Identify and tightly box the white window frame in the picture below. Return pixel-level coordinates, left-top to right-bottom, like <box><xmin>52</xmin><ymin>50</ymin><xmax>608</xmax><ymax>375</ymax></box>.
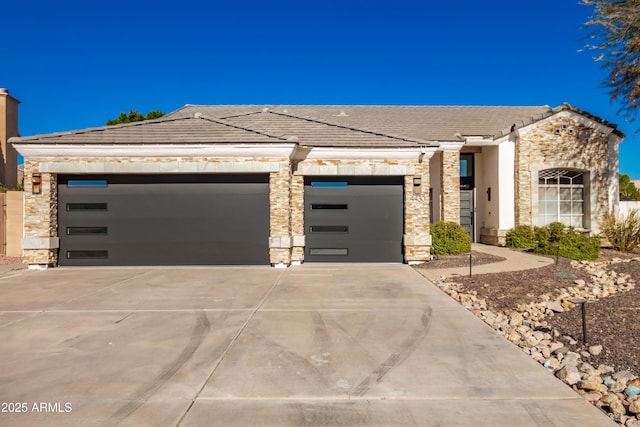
<box><xmin>538</xmin><ymin>170</ymin><xmax>585</xmax><ymax>228</ymax></box>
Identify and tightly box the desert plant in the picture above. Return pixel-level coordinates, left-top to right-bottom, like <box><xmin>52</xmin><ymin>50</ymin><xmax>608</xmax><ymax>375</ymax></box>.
<box><xmin>505</xmin><ymin>225</ymin><xmax>537</xmax><ymax>249</ymax></box>
<box><xmin>431</xmin><ymin>221</ymin><xmax>471</xmax><ymax>255</ymax></box>
<box><xmin>601</xmin><ymin>209</ymin><xmax>640</xmax><ymax>252</ymax></box>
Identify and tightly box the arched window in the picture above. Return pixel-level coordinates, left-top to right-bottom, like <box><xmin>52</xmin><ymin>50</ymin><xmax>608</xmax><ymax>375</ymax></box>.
<box><xmin>538</xmin><ymin>170</ymin><xmax>584</xmax><ymax>228</ymax></box>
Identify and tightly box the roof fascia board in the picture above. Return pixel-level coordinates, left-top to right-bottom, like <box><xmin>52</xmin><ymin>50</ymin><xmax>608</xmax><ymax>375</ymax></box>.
<box><xmin>13</xmin><ymin>143</ymin><xmax>297</xmax><ymax>159</ymax></box>
<box><xmin>438</xmin><ymin>141</ymin><xmax>465</xmax><ymax>152</ymax></box>
<box><xmin>302</xmin><ymin>146</ymin><xmax>437</xmax><ymax>161</ymax></box>
<box><xmin>463</xmin><ymin>136</ymin><xmax>496</xmax><ymax>146</ymax></box>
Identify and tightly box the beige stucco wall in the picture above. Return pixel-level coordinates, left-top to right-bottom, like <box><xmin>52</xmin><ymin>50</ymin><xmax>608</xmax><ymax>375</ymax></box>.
<box><xmin>6</xmin><ymin>191</ymin><xmax>24</xmax><ymax>257</ymax></box>
<box><xmin>515</xmin><ymin>115</ymin><xmax>617</xmax><ymax>235</ymax></box>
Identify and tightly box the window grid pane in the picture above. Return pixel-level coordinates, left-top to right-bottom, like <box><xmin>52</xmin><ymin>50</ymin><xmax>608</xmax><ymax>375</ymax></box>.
<box><xmin>538</xmin><ymin>170</ymin><xmax>585</xmax><ymax>228</ymax></box>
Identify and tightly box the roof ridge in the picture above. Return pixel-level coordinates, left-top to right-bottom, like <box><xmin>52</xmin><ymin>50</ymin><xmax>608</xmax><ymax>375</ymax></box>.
<box><xmin>267</xmin><ymin>110</ymin><xmax>435</xmax><ymax>145</ymax></box>
<box><xmin>197</xmin><ymin>114</ymin><xmax>289</xmax><ymax>141</ymax></box>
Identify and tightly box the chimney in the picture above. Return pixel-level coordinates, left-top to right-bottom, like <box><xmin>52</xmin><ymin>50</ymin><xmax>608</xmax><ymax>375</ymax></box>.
<box><xmin>0</xmin><ymin>88</ymin><xmax>20</xmax><ymax>188</ymax></box>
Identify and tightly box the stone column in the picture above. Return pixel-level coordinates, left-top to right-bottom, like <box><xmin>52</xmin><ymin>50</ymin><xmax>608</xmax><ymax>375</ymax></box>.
<box><xmin>404</xmin><ymin>160</ymin><xmax>432</xmax><ymax>263</ymax></box>
<box><xmin>268</xmin><ymin>161</ymin><xmax>292</xmax><ymax>267</ymax></box>
<box><xmin>290</xmin><ymin>174</ymin><xmax>305</xmax><ymax>264</ymax></box>
<box><xmin>440</xmin><ymin>149</ymin><xmax>461</xmax><ymax>223</ymax></box>
<box><xmin>22</xmin><ymin>161</ymin><xmax>59</xmax><ymax>267</ymax></box>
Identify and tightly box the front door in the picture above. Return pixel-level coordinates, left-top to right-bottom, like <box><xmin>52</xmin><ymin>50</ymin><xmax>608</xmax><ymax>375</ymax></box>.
<box><xmin>460</xmin><ymin>190</ymin><xmax>474</xmax><ymax>241</ymax></box>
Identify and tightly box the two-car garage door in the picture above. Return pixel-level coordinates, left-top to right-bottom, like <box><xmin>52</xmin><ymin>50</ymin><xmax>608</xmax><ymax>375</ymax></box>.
<box><xmin>58</xmin><ymin>174</ymin><xmax>270</xmax><ymax>266</ymax></box>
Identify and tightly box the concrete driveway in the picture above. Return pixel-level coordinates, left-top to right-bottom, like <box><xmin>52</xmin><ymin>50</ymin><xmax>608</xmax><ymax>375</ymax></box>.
<box><xmin>0</xmin><ymin>265</ymin><xmax>614</xmax><ymax>427</ymax></box>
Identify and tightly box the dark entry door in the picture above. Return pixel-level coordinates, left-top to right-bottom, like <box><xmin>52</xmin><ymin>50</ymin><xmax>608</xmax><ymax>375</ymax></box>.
<box><xmin>58</xmin><ymin>174</ymin><xmax>269</xmax><ymax>266</ymax></box>
<box><xmin>304</xmin><ymin>176</ymin><xmax>403</xmax><ymax>262</ymax></box>
<box><xmin>460</xmin><ymin>189</ymin><xmax>474</xmax><ymax>241</ymax></box>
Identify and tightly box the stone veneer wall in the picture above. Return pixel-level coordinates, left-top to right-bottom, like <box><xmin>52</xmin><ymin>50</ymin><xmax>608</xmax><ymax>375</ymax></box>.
<box><xmin>515</xmin><ymin>116</ymin><xmax>613</xmax><ymax>231</ymax></box>
<box><xmin>404</xmin><ymin>162</ymin><xmax>432</xmax><ymax>262</ymax></box>
<box><xmin>23</xmin><ymin>160</ymin><xmax>58</xmax><ymax>266</ymax></box>
<box><xmin>440</xmin><ymin>151</ymin><xmax>460</xmax><ymax>223</ymax></box>
<box><xmin>269</xmin><ymin>161</ymin><xmax>292</xmax><ymax>266</ymax></box>
<box><xmin>290</xmin><ymin>174</ymin><xmax>305</xmax><ymax>263</ymax></box>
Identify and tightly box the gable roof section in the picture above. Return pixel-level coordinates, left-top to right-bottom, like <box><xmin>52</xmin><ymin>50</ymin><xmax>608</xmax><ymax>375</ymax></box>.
<box><xmin>11</xmin><ymin>115</ymin><xmax>287</xmax><ymax>145</ymax></box>
<box><xmin>493</xmin><ymin>103</ymin><xmax>625</xmax><ymax>139</ymax></box>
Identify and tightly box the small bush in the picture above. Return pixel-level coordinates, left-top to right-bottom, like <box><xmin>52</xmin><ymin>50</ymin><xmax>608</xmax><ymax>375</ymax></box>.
<box><xmin>601</xmin><ymin>209</ymin><xmax>640</xmax><ymax>252</ymax></box>
<box><xmin>536</xmin><ymin>228</ymin><xmax>599</xmax><ymax>261</ymax></box>
<box><xmin>431</xmin><ymin>221</ymin><xmax>471</xmax><ymax>255</ymax></box>
<box><xmin>505</xmin><ymin>222</ymin><xmax>600</xmax><ymax>261</ymax></box>
<box><xmin>505</xmin><ymin>225</ymin><xmax>537</xmax><ymax>248</ymax></box>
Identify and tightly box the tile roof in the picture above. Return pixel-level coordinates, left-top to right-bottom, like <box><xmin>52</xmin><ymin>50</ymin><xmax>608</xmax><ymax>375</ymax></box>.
<box><xmin>167</xmin><ymin>104</ymin><xmax>555</xmax><ymax>141</ymax></box>
<box><xmin>11</xmin><ymin>115</ymin><xmax>288</xmax><ymax>145</ymax></box>
<box><xmin>219</xmin><ymin>110</ymin><xmax>431</xmax><ymax>147</ymax></box>
<box><xmin>11</xmin><ymin>103</ymin><xmax>623</xmax><ymax>146</ymax></box>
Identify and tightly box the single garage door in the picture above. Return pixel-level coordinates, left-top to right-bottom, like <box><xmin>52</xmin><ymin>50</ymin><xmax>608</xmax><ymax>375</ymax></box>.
<box><xmin>304</xmin><ymin>176</ymin><xmax>403</xmax><ymax>262</ymax></box>
<box><xmin>58</xmin><ymin>174</ymin><xmax>269</xmax><ymax>266</ymax></box>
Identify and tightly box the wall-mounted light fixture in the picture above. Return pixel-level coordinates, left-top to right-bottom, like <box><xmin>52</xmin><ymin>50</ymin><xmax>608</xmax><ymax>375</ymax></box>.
<box><xmin>32</xmin><ymin>173</ymin><xmax>42</xmax><ymax>195</ymax></box>
<box><xmin>487</xmin><ymin>187</ymin><xmax>491</xmax><ymax>201</ymax></box>
<box><xmin>413</xmin><ymin>176</ymin><xmax>422</xmax><ymax>195</ymax></box>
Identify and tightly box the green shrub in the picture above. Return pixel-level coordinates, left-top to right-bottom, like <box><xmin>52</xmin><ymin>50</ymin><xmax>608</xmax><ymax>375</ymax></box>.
<box><xmin>548</xmin><ymin>221</ymin><xmax>566</xmax><ymax>243</ymax></box>
<box><xmin>601</xmin><ymin>209</ymin><xmax>640</xmax><ymax>252</ymax></box>
<box><xmin>431</xmin><ymin>221</ymin><xmax>471</xmax><ymax>255</ymax></box>
<box><xmin>505</xmin><ymin>222</ymin><xmax>600</xmax><ymax>261</ymax></box>
<box><xmin>505</xmin><ymin>225</ymin><xmax>537</xmax><ymax>248</ymax></box>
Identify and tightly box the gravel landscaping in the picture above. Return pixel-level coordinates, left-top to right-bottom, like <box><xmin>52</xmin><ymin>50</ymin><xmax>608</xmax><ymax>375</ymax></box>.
<box><xmin>416</xmin><ymin>249</ymin><xmax>640</xmax><ymax>426</ymax></box>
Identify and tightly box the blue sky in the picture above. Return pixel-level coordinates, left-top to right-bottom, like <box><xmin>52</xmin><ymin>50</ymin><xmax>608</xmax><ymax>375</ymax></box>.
<box><xmin>3</xmin><ymin>0</ymin><xmax>639</xmax><ymax>178</ymax></box>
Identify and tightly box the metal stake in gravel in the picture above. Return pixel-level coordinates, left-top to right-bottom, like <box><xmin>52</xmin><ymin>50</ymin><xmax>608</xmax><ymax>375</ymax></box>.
<box><xmin>469</xmin><ymin>252</ymin><xmax>472</xmax><ymax>278</ymax></box>
<box><xmin>570</xmin><ymin>297</ymin><xmax>588</xmax><ymax>344</ymax></box>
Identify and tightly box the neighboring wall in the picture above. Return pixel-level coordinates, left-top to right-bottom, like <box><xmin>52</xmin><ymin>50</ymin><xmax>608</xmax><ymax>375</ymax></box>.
<box><xmin>6</xmin><ymin>191</ymin><xmax>23</xmax><ymax>257</ymax></box>
<box><xmin>619</xmin><ymin>201</ymin><xmax>640</xmax><ymax>217</ymax></box>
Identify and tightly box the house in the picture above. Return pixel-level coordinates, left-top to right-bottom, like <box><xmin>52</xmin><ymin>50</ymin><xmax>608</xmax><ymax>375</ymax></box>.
<box><xmin>10</xmin><ymin>103</ymin><xmax>624</xmax><ymax>268</ymax></box>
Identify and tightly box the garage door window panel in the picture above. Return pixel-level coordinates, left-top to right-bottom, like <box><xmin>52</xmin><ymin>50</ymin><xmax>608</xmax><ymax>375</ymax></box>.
<box><xmin>67</xmin><ymin>250</ymin><xmax>109</xmax><ymax>260</ymax></box>
<box><xmin>66</xmin><ymin>203</ymin><xmax>108</xmax><ymax>212</ymax></box>
<box><xmin>67</xmin><ymin>180</ymin><xmax>108</xmax><ymax>187</ymax></box>
<box><xmin>66</xmin><ymin>227</ymin><xmax>109</xmax><ymax>236</ymax></box>
<box><xmin>309</xmin><ymin>225</ymin><xmax>349</xmax><ymax>233</ymax></box>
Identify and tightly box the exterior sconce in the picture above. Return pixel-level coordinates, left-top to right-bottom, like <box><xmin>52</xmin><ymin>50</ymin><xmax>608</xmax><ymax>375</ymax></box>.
<box><xmin>487</xmin><ymin>187</ymin><xmax>491</xmax><ymax>201</ymax></box>
<box><xmin>32</xmin><ymin>173</ymin><xmax>42</xmax><ymax>195</ymax></box>
<box><xmin>413</xmin><ymin>176</ymin><xmax>422</xmax><ymax>195</ymax></box>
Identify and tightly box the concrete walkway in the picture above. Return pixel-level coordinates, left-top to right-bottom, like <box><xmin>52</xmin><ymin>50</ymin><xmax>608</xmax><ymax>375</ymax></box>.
<box><xmin>418</xmin><ymin>243</ymin><xmax>555</xmax><ymax>282</ymax></box>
